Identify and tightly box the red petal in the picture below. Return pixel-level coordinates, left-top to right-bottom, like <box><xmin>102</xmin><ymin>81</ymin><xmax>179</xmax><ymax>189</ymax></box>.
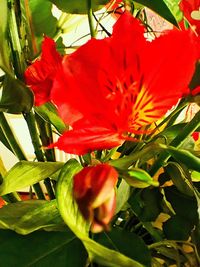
<box><xmin>130</xmin><ymin>29</ymin><xmax>198</xmax><ymax>128</ymax></box>
<box><xmin>179</xmin><ymin>0</ymin><xmax>200</xmax><ymax>35</ymax></box>
<box><xmin>24</xmin><ymin>37</ymin><xmax>62</xmax><ymax>106</ymax></box>
<box><xmin>50</xmin><ymin>127</ymin><xmax>123</xmax><ymax>155</ymax></box>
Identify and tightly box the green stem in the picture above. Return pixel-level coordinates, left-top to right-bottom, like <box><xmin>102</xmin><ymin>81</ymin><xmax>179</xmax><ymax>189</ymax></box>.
<box><xmin>87</xmin><ymin>0</ymin><xmax>96</xmax><ymax>38</ymax></box>
<box><xmin>35</xmin><ymin>113</ymin><xmax>56</xmax><ymax>199</ymax></box>
<box><xmin>149</xmin><ymin>110</ymin><xmax>200</xmax><ymax>176</ymax></box>
<box><xmin>8</xmin><ymin>0</ymin><xmax>25</xmax><ymax>79</ymax></box>
<box><xmin>23</xmin><ymin>111</ymin><xmax>46</xmax><ymax>199</ymax></box>
<box><xmin>23</xmin><ymin>111</ymin><xmax>56</xmax><ymax>199</ymax></box>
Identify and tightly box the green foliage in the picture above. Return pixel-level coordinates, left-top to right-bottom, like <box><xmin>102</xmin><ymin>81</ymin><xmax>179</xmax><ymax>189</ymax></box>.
<box><xmin>0</xmin><ymin>0</ymin><xmax>200</xmax><ymax>266</ymax></box>
<box><xmin>56</xmin><ymin>159</ymin><xmax>145</xmax><ymax>267</ymax></box>
<box><xmin>165</xmin><ymin>162</ymin><xmax>194</xmax><ymax>196</ymax></box>
<box><xmin>0</xmin><ymin>200</ymin><xmax>65</xmax><ymax>234</ymax></box>
<box><xmin>28</xmin><ymin>0</ymin><xmax>58</xmax><ymax>50</ymax></box>
<box><xmin>163</xmin><ymin>215</ymin><xmax>194</xmax><ymax>240</ymax></box>
<box><xmin>0</xmin><ymin>229</ymin><xmax>88</xmax><ymax>267</ymax></box>
<box><xmin>133</xmin><ymin>0</ymin><xmax>178</xmax><ymax>26</ymax></box>
<box><xmin>29</xmin><ymin>0</ymin><xmax>57</xmax><ymax>37</ymax></box>
<box><xmin>35</xmin><ymin>103</ymin><xmax>67</xmax><ymax>134</ymax></box>
<box><xmin>129</xmin><ymin>188</ymin><xmax>163</xmax><ymax>222</ymax></box>
<box><xmin>163</xmin><ymin>145</ymin><xmax>200</xmax><ymax>172</ymax></box>
<box><xmin>163</xmin><ymin>0</ymin><xmax>183</xmax><ymax>22</ymax></box>
<box><xmin>124</xmin><ymin>168</ymin><xmax>159</xmax><ymax>188</ymax></box>
<box><xmin>0</xmin><ymin>74</ymin><xmax>33</xmax><ymax>114</ymax></box>
<box><xmin>49</xmin><ymin>0</ymin><xmax>110</xmax><ymax>13</ymax></box>
<box><xmin>164</xmin><ymin>186</ymin><xmax>198</xmax><ymax>224</ymax></box>
<box><xmin>0</xmin><ymin>0</ymin><xmax>10</xmax><ymax>71</ymax></box>
<box><xmin>0</xmin><ymin>161</ymin><xmax>64</xmax><ymax>195</ymax></box>
<box><xmin>95</xmin><ymin>228</ymin><xmax>151</xmax><ymax>267</ymax></box>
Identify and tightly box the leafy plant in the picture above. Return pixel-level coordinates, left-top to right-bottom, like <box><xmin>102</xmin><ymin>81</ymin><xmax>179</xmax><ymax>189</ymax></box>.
<box><xmin>0</xmin><ymin>0</ymin><xmax>200</xmax><ymax>266</ymax></box>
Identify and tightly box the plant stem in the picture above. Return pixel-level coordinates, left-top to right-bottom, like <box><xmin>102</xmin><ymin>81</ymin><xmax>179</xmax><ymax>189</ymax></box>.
<box><xmin>87</xmin><ymin>0</ymin><xmax>96</xmax><ymax>38</ymax></box>
<box><xmin>23</xmin><ymin>110</ymin><xmax>55</xmax><ymax>199</ymax></box>
<box><xmin>35</xmin><ymin>113</ymin><xmax>56</xmax><ymax>199</ymax></box>
<box><xmin>8</xmin><ymin>0</ymin><xmax>25</xmax><ymax>79</ymax></box>
<box><xmin>149</xmin><ymin>110</ymin><xmax>200</xmax><ymax>176</ymax></box>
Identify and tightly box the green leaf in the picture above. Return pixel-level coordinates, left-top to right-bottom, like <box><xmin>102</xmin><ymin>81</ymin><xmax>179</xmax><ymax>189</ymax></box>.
<box><xmin>29</xmin><ymin>0</ymin><xmax>57</xmax><ymax>39</ymax></box>
<box><xmin>0</xmin><ymin>161</ymin><xmax>64</xmax><ymax>195</ymax></box>
<box><xmin>0</xmin><ymin>75</ymin><xmax>33</xmax><ymax>114</ymax></box>
<box><xmin>166</xmin><ymin>162</ymin><xmax>194</xmax><ymax>196</ymax></box>
<box><xmin>0</xmin><ymin>0</ymin><xmax>10</xmax><ymax>71</ymax></box>
<box><xmin>124</xmin><ymin>168</ymin><xmax>159</xmax><ymax>188</ymax></box>
<box><xmin>110</xmin><ymin>143</ymin><xmax>162</xmax><ymax>169</ymax></box>
<box><xmin>191</xmin><ymin>171</ymin><xmax>200</xmax><ymax>181</ymax></box>
<box><xmin>134</xmin><ymin>0</ymin><xmax>178</xmax><ymax>26</ymax></box>
<box><xmin>163</xmin><ymin>0</ymin><xmax>183</xmax><ymax>22</ymax></box>
<box><xmin>189</xmin><ymin>61</ymin><xmax>200</xmax><ymax>90</ymax></box>
<box><xmin>56</xmin><ymin>159</ymin><xmax>88</xmax><ymax>236</ymax></box>
<box><xmin>35</xmin><ymin>103</ymin><xmax>67</xmax><ymax>134</ymax></box>
<box><xmin>129</xmin><ymin>188</ymin><xmax>163</xmax><ymax>222</ymax></box>
<box><xmin>56</xmin><ymin>159</ymin><xmax>145</xmax><ymax>267</ymax></box>
<box><xmin>156</xmin><ymin>123</ymin><xmax>195</xmax><ymax>150</ymax></box>
<box><xmin>95</xmin><ymin>228</ymin><xmax>151</xmax><ymax>267</ymax></box>
<box><xmin>0</xmin><ymin>200</ymin><xmax>65</xmax><ymax>234</ymax></box>
<box><xmin>116</xmin><ymin>179</ymin><xmax>130</xmax><ymax>213</ymax></box>
<box><xmin>163</xmin><ymin>215</ymin><xmax>194</xmax><ymax>240</ymax></box>
<box><xmin>49</xmin><ymin>0</ymin><xmax>109</xmax><ymax>14</ymax></box>
<box><xmin>164</xmin><ymin>186</ymin><xmax>198</xmax><ymax>224</ymax></box>
<box><xmin>163</xmin><ymin>145</ymin><xmax>200</xmax><ymax>172</ymax></box>
<box><xmin>0</xmin><ymin>229</ymin><xmax>88</xmax><ymax>267</ymax></box>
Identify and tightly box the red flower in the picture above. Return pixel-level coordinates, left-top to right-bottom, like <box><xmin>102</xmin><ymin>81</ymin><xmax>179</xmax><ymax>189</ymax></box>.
<box><xmin>24</xmin><ymin>36</ymin><xmax>62</xmax><ymax>106</ymax></box>
<box><xmin>192</xmin><ymin>131</ymin><xmax>200</xmax><ymax>141</ymax></box>
<box><xmin>179</xmin><ymin>0</ymin><xmax>200</xmax><ymax>35</ymax></box>
<box><xmin>25</xmin><ymin>12</ymin><xmax>199</xmax><ymax>155</ymax></box>
<box><xmin>73</xmin><ymin>164</ymin><xmax>118</xmax><ymax>233</ymax></box>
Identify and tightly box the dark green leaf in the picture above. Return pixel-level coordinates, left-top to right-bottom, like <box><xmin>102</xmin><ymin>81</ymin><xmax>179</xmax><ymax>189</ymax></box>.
<box><xmin>49</xmin><ymin>0</ymin><xmax>109</xmax><ymax>14</ymax></box>
<box><xmin>0</xmin><ymin>200</ymin><xmax>65</xmax><ymax>234</ymax></box>
<box><xmin>133</xmin><ymin>0</ymin><xmax>178</xmax><ymax>26</ymax></box>
<box><xmin>35</xmin><ymin>102</ymin><xmax>67</xmax><ymax>134</ymax></box>
<box><xmin>0</xmin><ymin>75</ymin><xmax>33</xmax><ymax>114</ymax></box>
<box><xmin>166</xmin><ymin>162</ymin><xmax>194</xmax><ymax>196</ymax></box>
<box><xmin>163</xmin><ymin>215</ymin><xmax>193</xmax><ymax>240</ymax></box>
<box><xmin>95</xmin><ymin>228</ymin><xmax>151</xmax><ymax>267</ymax></box>
<box><xmin>0</xmin><ymin>229</ymin><xmax>87</xmax><ymax>267</ymax></box>
<box><xmin>129</xmin><ymin>188</ymin><xmax>163</xmax><ymax>222</ymax></box>
<box><xmin>0</xmin><ymin>161</ymin><xmax>64</xmax><ymax>195</ymax></box>
<box><xmin>164</xmin><ymin>186</ymin><xmax>198</xmax><ymax>224</ymax></box>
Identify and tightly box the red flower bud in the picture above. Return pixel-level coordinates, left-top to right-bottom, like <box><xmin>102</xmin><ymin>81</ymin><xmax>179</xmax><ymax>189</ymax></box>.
<box><xmin>73</xmin><ymin>164</ymin><xmax>118</xmax><ymax>233</ymax></box>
